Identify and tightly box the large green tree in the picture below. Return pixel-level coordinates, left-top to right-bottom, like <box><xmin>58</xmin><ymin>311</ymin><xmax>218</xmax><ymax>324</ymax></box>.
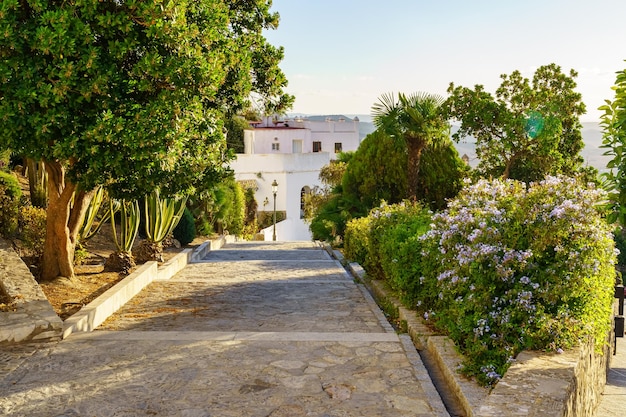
<box><xmin>372</xmin><ymin>92</ymin><xmax>450</xmax><ymax>199</ymax></box>
<box><xmin>309</xmin><ymin>128</ymin><xmax>467</xmax><ymax>241</ymax></box>
<box><xmin>444</xmin><ymin>64</ymin><xmax>588</xmax><ymax>181</ymax></box>
<box><xmin>600</xmin><ymin>62</ymin><xmax>626</xmax><ymax>227</ymax></box>
<box><xmin>0</xmin><ymin>0</ymin><xmax>291</xmax><ymax>280</ymax></box>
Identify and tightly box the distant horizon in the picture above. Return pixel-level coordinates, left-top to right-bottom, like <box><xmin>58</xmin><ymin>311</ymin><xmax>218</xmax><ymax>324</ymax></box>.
<box><xmin>282</xmin><ymin>113</ymin><xmax>610</xmax><ymax>171</ymax></box>
<box><xmin>284</xmin><ymin>113</ymin><xmax>604</xmax><ymax>126</ymax></box>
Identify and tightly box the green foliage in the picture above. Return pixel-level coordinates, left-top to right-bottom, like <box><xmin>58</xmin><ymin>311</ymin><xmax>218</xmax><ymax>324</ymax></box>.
<box><xmin>190</xmin><ymin>177</ymin><xmax>245</xmax><ymax>236</ymax></box>
<box><xmin>243</xmin><ymin>187</ymin><xmax>258</xmax><ymax>225</ymax></box>
<box><xmin>600</xmin><ymin>64</ymin><xmax>626</xmax><ymax>228</ymax></box>
<box><xmin>0</xmin><ymin>150</ymin><xmax>10</xmax><ymax>172</ymax></box>
<box><xmin>0</xmin><ymin>172</ymin><xmax>22</xmax><ymax>237</ymax></box>
<box><xmin>258</xmin><ymin>211</ymin><xmax>286</xmax><ymax>230</ymax></box>
<box><xmin>416</xmin><ymin>142</ymin><xmax>468</xmax><ymax>211</ymax></box>
<box><xmin>144</xmin><ymin>190</ymin><xmax>187</xmax><ymax>245</ymax></box>
<box><xmin>343</xmin><ymin>216</ymin><xmax>371</xmax><ymax>266</ymax></box>
<box><xmin>374</xmin><ymin>204</ymin><xmax>432</xmax><ymax>304</ymax></box>
<box><xmin>613</xmin><ymin>229</ymin><xmax>626</xmax><ymax>277</ymax></box>
<box><xmin>79</xmin><ymin>186</ymin><xmax>111</xmax><ymax>242</ymax></box>
<box><xmin>344</xmin><ymin>202</ymin><xmax>432</xmax><ymax>304</ymax></box>
<box><xmin>303</xmin><ymin>156</ymin><xmax>351</xmax><ymax>222</ymax></box>
<box><xmin>372</xmin><ymin>92</ymin><xmax>450</xmax><ymax>198</ymax></box>
<box><xmin>239</xmin><ymin>187</ymin><xmax>259</xmax><ymax>240</ymax></box>
<box><xmin>110</xmin><ymin>199</ymin><xmax>140</xmax><ymax>254</ymax></box>
<box><xmin>342</xmin><ymin>130</ymin><xmax>407</xmax><ymax>209</ymax></box>
<box><xmin>418</xmin><ymin>176</ymin><xmax>615</xmax><ymax>386</ymax></box>
<box><xmin>225</xmin><ymin>116</ymin><xmax>250</xmax><ymax>154</ymax></box>
<box><xmin>173</xmin><ymin>207</ymin><xmax>196</xmax><ymax>246</ymax></box>
<box><xmin>444</xmin><ymin>64</ymin><xmax>589</xmax><ymax>182</ymax></box>
<box><xmin>0</xmin><ymin>0</ymin><xmax>292</xmax><ymax>279</ymax></box>
<box><xmin>311</xmin><ymin>127</ymin><xmax>465</xmax><ymax>242</ymax></box>
<box><xmin>309</xmin><ymin>192</ymin><xmax>364</xmax><ymax>242</ymax></box>
<box><xmin>17</xmin><ymin>205</ymin><xmax>46</xmax><ymax>259</ymax></box>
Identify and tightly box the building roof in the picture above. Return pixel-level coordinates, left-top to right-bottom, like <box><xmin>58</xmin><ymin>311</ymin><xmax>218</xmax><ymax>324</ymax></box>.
<box><xmin>304</xmin><ymin>115</ymin><xmax>357</xmax><ymax>122</ymax></box>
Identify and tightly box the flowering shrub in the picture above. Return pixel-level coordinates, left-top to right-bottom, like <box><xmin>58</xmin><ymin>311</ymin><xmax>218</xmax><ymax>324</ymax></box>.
<box><xmin>420</xmin><ymin>176</ymin><xmax>616</xmax><ymax>386</ymax></box>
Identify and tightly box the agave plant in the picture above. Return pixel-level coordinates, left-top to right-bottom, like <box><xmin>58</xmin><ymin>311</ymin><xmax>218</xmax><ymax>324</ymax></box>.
<box><xmin>25</xmin><ymin>158</ymin><xmax>47</xmax><ymax>208</ymax></box>
<box><xmin>78</xmin><ymin>186</ymin><xmax>111</xmax><ymax>242</ymax></box>
<box><xmin>105</xmin><ymin>199</ymin><xmax>140</xmax><ymax>273</ymax></box>
<box><xmin>134</xmin><ymin>189</ymin><xmax>187</xmax><ymax>263</ymax></box>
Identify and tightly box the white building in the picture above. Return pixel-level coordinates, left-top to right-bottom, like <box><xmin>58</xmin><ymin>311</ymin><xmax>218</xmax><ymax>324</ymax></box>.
<box><xmin>230</xmin><ymin>115</ymin><xmax>360</xmax><ymax>241</ymax></box>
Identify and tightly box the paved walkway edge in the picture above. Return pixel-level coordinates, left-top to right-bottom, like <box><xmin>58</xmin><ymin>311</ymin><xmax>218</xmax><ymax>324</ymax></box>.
<box><xmin>321</xmin><ymin>243</ymin><xmax>489</xmax><ymax>417</ymax></box>
<box><xmin>62</xmin><ymin>237</ymin><xmax>229</xmax><ymax>339</ymax></box>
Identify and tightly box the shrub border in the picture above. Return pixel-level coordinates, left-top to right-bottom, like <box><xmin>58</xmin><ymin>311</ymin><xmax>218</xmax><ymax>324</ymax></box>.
<box><xmin>322</xmin><ymin>243</ymin><xmax>613</xmax><ymax>417</ymax></box>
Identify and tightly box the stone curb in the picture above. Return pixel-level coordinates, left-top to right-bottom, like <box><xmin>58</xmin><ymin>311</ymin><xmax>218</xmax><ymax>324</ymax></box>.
<box><xmin>323</xmin><ymin>243</ymin><xmax>612</xmax><ymax>417</ymax></box>
<box><xmin>62</xmin><ymin>238</ymin><xmax>225</xmax><ymax>339</ymax></box>
<box><xmin>1</xmin><ymin>239</ymin><xmax>63</xmax><ymax>344</ymax></box>
<box><xmin>319</xmin><ymin>243</ymin><xmax>473</xmax><ymax>415</ymax></box>
<box><xmin>321</xmin><ymin>244</ymin><xmax>488</xmax><ymax>414</ymax></box>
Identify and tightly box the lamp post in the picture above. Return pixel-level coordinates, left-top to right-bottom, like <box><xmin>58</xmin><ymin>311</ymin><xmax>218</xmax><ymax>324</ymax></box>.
<box><xmin>272</xmin><ymin>180</ymin><xmax>278</xmax><ymax>241</ymax></box>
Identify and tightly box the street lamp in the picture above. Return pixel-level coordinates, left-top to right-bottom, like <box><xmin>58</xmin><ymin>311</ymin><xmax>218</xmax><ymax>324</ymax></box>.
<box><xmin>272</xmin><ymin>180</ymin><xmax>278</xmax><ymax>241</ymax></box>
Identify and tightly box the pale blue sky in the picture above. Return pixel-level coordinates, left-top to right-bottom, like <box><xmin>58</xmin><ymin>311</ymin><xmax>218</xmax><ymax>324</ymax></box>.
<box><xmin>264</xmin><ymin>0</ymin><xmax>626</xmax><ymax>122</ymax></box>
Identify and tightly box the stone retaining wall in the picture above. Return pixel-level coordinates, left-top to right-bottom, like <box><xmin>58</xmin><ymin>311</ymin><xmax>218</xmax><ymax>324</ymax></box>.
<box><xmin>325</xmin><ymin>244</ymin><xmax>611</xmax><ymax>417</ymax></box>
<box><xmin>0</xmin><ymin>238</ymin><xmax>63</xmax><ymax>344</ymax></box>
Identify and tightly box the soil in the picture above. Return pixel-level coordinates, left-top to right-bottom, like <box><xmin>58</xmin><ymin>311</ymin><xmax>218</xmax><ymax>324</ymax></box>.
<box><xmin>0</xmin><ymin>287</ymin><xmax>16</xmax><ymax>312</ymax></box>
<box><xmin>25</xmin><ymin>230</ymin><xmax>209</xmax><ymax>320</ymax></box>
<box><xmin>4</xmin><ymin>168</ymin><xmax>211</xmax><ymax>320</ymax></box>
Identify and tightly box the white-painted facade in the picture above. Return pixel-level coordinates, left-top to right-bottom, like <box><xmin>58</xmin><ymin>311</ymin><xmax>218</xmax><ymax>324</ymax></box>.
<box><xmin>231</xmin><ymin>115</ymin><xmax>360</xmax><ymax>241</ymax></box>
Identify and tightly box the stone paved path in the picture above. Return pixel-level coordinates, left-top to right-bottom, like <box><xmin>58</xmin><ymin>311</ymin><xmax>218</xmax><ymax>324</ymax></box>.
<box><xmin>596</xmin><ymin>332</ymin><xmax>626</xmax><ymax>416</ymax></box>
<box><xmin>0</xmin><ymin>241</ymin><xmax>449</xmax><ymax>417</ymax></box>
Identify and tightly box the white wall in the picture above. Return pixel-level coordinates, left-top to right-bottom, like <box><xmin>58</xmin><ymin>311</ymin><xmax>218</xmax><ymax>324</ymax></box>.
<box><xmin>231</xmin><ymin>153</ymin><xmax>332</xmax><ymax>241</ymax></box>
<box><xmin>243</xmin><ymin>117</ymin><xmax>359</xmax><ymax>159</ymax></box>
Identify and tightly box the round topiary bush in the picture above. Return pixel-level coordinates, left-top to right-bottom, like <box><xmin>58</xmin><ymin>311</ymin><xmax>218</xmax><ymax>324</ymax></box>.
<box><xmin>173</xmin><ymin>207</ymin><xmax>196</xmax><ymax>246</ymax></box>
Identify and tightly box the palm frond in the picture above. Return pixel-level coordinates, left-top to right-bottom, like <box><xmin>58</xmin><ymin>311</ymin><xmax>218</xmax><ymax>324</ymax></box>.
<box><xmin>371</xmin><ymin>92</ymin><xmax>399</xmax><ymax>129</ymax></box>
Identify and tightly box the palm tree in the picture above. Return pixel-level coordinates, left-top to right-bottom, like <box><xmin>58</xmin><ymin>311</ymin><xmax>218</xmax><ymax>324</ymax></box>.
<box><xmin>372</xmin><ymin>92</ymin><xmax>449</xmax><ymax>199</ymax></box>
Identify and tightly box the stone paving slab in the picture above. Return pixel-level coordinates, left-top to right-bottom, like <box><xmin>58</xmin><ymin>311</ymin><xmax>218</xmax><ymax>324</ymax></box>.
<box><xmin>206</xmin><ymin>249</ymin><xmax>331</xmax><ymax>261</ymax></box>
<box><xmin>0</xmin><ymin>241</ymin><xmax>448</xmax><ymax>416</ymax></box>
<box><xmin>0</xmin><ymin>335</ymin><xmax>441</xmax><ymax>417</ymax></box>
<box><xmin>99</xmin><ymin>280</ymin><xmax>384</xmax><ymax>333</ymax></box>
<box><xmin>172</xmin><ymin>260</ymin><xmax>351</xmax><ymax>283</ymax></box>
<box><xmin>596</xmin><ymin>335</ymin><xmax>626</xmax><ymax>416</ymax></box>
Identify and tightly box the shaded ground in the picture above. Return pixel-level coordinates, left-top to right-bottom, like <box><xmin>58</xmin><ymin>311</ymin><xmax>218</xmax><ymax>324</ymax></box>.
<box><xmin>34</xmin><ymin>231</ymin><xmax>208</xmax><ymax>320</ymax></box>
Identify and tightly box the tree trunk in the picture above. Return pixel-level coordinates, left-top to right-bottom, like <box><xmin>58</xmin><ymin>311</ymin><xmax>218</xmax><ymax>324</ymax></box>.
<box><xmin>41</xmin><ymin>160</ymin><xmax>94</xmax><ymax>281</ymax></box>
<box><xmin>406</xmin><ymin>138</ymin><xmax>426</xmax><ymax>199</ymax></box>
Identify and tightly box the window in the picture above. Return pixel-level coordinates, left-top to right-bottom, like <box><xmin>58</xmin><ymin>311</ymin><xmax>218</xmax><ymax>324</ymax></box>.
<box><xmin>334</xmin><ymin>142</ymin><xmax>342</xmax><ymax>153</ymax></box>
<box><xmin>272</xmin><ymin>143</ymin><xmax>280</xmax><ymax>151</ymax></box>
<box><xmin>313</xmin><ymin>141</ymin><xmax>322</xmax><ymax>152</ymax></box>
<box><xmin>292</xmin><ymin>140</ymin><xmax>303</xmax><ymax>153</ymax></box>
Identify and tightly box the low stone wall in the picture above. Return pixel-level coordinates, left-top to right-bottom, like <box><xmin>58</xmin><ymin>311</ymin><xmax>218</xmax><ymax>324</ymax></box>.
<box><xmin>1</xmin><ymin>235</ymin><xmax>232</xmax><ymax>344</ymax></box>
<box><xmin>324</xmin><ymin>244</ymin><xmax>611</xmax><ymax>417</ymax></box>
<box><xmin>0</xmin><ymin>238</ymin><xmax>63</xmax><ymax>344</ymax></box>
<box><xmin>476</xmin><ymin>335</ymin><xmax>610</xmax><ymax>417</ymax></box>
